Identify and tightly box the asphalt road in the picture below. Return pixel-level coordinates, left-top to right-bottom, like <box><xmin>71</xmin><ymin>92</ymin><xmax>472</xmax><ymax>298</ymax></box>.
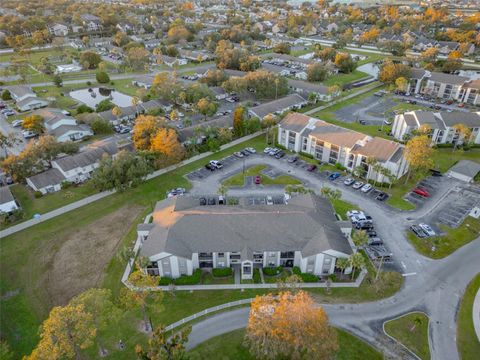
<box><xmin>185</xmin><ymin>155</ymin><xmax>480</xmax><ymax>359</ymax></box>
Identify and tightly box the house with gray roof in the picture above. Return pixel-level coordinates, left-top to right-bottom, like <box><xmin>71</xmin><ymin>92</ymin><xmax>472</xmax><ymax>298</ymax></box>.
<box><xmin>248</xmin><ymin>93</ymin><xmax>307</xmax><ymax>119</ymax></box>
<box><xmin>392</xmin><ymin>110</ymin><xmax>480</xmax><ymax>145</ymax></box>
<box><xmin>139</xmin><ymin>194</ymin><xmax>353</xmax><ymax>280</ymax></box>
<box><xmin>287</xmin><ymin>79</ymin><xmax>337</xmax><ymax>101</ymax></box>
<box><xmin>422</xmin><ymin>71</ymin><xmax>470</xmax><ymax>101</ymax></box>
<box><xmin>0</xmin><ymin>186</ymin><xmax>19</xmax><ymax>213</ymax></box>
<box><xmin>33</xmin><ymin>108</ymin><xmax>93</xmax><ymax>142</ymax></box>
<box><xmin>26</xmin><ymin>168</ymin><xmax>65</xmax><ymax>195</ymax></box>
<box><xmin>447</xmin><ymin>160</ymin><xmax>480</xmax><ymax>183</ymax></box>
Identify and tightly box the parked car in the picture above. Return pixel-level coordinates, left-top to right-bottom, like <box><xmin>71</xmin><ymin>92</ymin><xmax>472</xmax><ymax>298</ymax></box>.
<box><xmin>205</xmin><ymin>163</ymin><xmax>215</xmax><ymax>171</ymax></box>
<box><xmin>287</xmin><ymin>156</ymin><xmax>298</xmax><ymax>163</ymax></box>
<box><xmin>245</xmin><ymin>147</ymin><xmax>256</xmax><ymax>154</ymax></box>
<box><xmin>347</xmin><ymin>210</ymin><xmax>364</xmax><ymax>218</ymax></box>
<box><xmin>118</xmin><ymin>126</ymin><xmax>131</xmax><ymax>134</ymax></box>
<box><xmin>419</xmin><ymin>223</ymin><xmax>436</xmax><ymax>237</ymax></box>
<box><xmin>329</xmin><ymin>172</ymin><xmax>341</xmax><ymax>181</ymax></box>
<box><xmin>268</xmin><ymin>148</ymin><xmax>280</xmax><ymax>156</ymax></box>
<box><xmin>352</xmin><ymin>181</ymin><xmax>364</xmax><ymax>189</ymax></box>
<box><xmin>275</xmin><ymin>151</ymin><xmax>285</xmax><ymax>159</ymax></box>
<box><xmin>22</xmin><ymin>130</ymin><xmax>37</xmax><ymax>139</ymax></box>
<box><xmin>207</xmin><ymin>198</ymin><xmax>216</xmax><ymax>205</ymax></box>
<box><xmin>410</xmin><ymin>225</ymin><xmax>427</xmax><ymax>238</ymax></box>
<box><xmin>3</xmin><ymin>110</ymin><xmax>15</xmax><ymax>116</ymax></box>
<box><xmin>12</xmin><ymin>119</ymin><xmax>23</xmax><ymax>127</ymax></box>
<box><xmin>458</xmin><ymin>103</ymin><xmax>465</xmax><ymax>108</ymax></box>
<box><xmin>209</xmin><ymin>160</ymin><xmax>223</xmax><ymax>169</ymax></box>
<box><xmin>199</xmin><ymin>197</ymin><xmax>207</xmax><ymax>206</ymax></box>
<box><xmin>429</xmin><ymin>169</ymin><xmax>442</xmax><ymax>177</ymax></box>
<box><xmin>264</xmin><ymin>147</ymin><xmax>272</xmax><ymax>154</ymax></box>
<box><xmin>254</xmin><ymin>175</ymin><xmax>261</xmax><ymax>184</ymax></box>
<box><xmin>368</xmin><ymin>237</ymin><xmax>384</xmax><ymax>246</ymax></box>
<box><xmin>307</xmin><ymin>164</ymin><xmax>317</xmax><ymax>172</ymax></box>
<box><xmin>361</xmin><ymin>184</ymin><xmax>373</xmax><ymax>193</ymax></box>
<box><xmin>376</xmin><ymin>192</ymin><xmax>388</xmax><ymax>201</ymax></box>
<box><xmin>233</xmin><ymin>151</ymin><xmax>244</xmax><ymax>158</ymax></box>
<box><xmin>240</xmin><ymin>149</ymin><xmax>250</xmax><ymax>157</ymax></box>
<box><xmin>343</xmin><ymin>178</ymin><xmax>354</xmax><ymax>186</ymax></box>
<box><xmin>413</xmin><ymin>187</ymin><xmax>430</xmax><ymax>197</ymax></box>
<box><xmin>266</xmin><ymin>196</ymin><xmax>274</xmax><ymax>205</ymax></box>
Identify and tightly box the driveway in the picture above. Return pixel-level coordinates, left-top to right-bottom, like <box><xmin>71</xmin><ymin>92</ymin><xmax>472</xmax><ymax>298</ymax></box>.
<box><xmin>184</xmin><ymin>153</ymin><xmax>480</xmax><ymax>359</ymax></box>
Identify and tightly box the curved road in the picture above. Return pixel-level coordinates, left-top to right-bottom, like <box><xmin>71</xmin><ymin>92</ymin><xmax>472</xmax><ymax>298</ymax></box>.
<box><xmin>185</xmin><ymin>155</ymin><xmax>480</xmax><ymax>359</ymax></box>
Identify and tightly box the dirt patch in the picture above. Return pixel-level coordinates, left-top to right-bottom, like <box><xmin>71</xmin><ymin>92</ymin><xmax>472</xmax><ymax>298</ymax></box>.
<box><xmin>45</xmin><ymin>204</ymin><xmax>143</xmax><ymax>306</ymax></box>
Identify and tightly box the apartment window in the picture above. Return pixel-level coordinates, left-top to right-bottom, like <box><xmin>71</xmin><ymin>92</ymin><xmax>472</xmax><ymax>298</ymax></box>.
<box><xmin>329</xmin><ymin>144</ymin><xmax>339</xmax><ymax>164</ymax></box>
<box><xmin>280</xmin><ymin>251</ymin><xmax>295</xmax><ymax>259</ymax></box>
<box><xmin>315</xmin><ymin>140</ymin><xmax>324</xmax><ymax>160</ymax></box>
<box><xmin>217</xmin><ymin>252</ymin><xmax>224</xmax><ymax>258</ymax></box>
<box><xmin>269</xmin><ymin>252</ymin><xmax>276</xmax><ymax>257</ymax></box>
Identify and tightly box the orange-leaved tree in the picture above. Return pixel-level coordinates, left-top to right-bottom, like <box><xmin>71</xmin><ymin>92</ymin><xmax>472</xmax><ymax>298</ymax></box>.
<box><xmin>244</xmin><ymin>291</ymin><xmax>338</xmax><ymax>360</ymax></box>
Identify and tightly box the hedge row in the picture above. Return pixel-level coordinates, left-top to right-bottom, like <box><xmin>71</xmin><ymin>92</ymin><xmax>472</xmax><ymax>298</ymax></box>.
<box><xmin>253</xmin><ymin>268</ymin><xmax>261</xmax><ymax>283</ymax></box>
<box><xmin>263</xmin><ymin>266</ymin><xmax>283</xmax><ymax>276</ymax></box>
<box><xmin>158</xmin><ymin>268</ymin><xmax>202</xmax><ymax>286</ymax></box>
<box><xmin>212</xmin><ymin>267</ymin><xmax>233</xmax><ymax>277</ymax></box>
<box><xmin>292</xmin><ymin>266</ymin><xmax>318</xmax><ymax>283</ymax></box>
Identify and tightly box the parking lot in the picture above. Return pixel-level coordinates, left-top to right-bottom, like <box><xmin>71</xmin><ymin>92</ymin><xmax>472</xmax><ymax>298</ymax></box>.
<box><xmin>333</xmin><ymin>94</ymin><xmax>397</xmax><ymax>125</ymax></box>
<box><xmin>403</xmin><ymin>176</ymin><xmax>445</xmax><ymax>208</ymax></box>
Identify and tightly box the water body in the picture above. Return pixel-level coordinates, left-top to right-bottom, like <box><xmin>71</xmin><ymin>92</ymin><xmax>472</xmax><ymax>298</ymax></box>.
<box><xmin>69</xmin><ymin>87</ymin><xmax>133</xmax><ymax>108</ymax></box>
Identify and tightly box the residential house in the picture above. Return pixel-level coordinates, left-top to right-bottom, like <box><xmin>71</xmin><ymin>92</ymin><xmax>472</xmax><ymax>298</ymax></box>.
<box><xmin>157</xmin><ymin>55</ymin><xmax>188</xmax><ymax>67</ymax></box>
<box><xmin>392</xmin><ymin>110</ymin><xmax>480</xmax><ymax>144</ymax></box>
<box><xmin>139</xmin><ymin>194</ymin><xmax>353</xmax><ymax>280</ymax></box>
<box><xmin>210</xmin><ymin>86</ymin><xmax>228</xmax><ymax>100</ymax></box>
<box><xmin>278</xmin><ymin>113</ymin><xmax>409</xmax><ymax>183</ymax></box>
<box><xmin>48</xmin><ymin>23</ymin><xmax>69</xmax><ymax>37</ymax></box>
<box><xmin>5</xmin><ymin>85</ymin><xmax>49</xmax><ymax>112</ymax></box>
<box><xmin>248</xmin><ymin>94</ymin><xmax>308</xmax><ymax>120</ymax></box>
<box><xmin>287</xmin><ymin>79</ymin><xmax>338</xmax><ymax>102</ymax></box>
<box><xmin>33</xmin><ymin>108</ymin><xmax>93</xmax><ymax>142</ymax></box>
<box><xmin>0</xmin><ymin>187</ymin><xmax>19</xmax><ymax>214</ymax></box>
<box><xmin>99</xmin><ymin>106</ymin><xmax>137</xmax><ymax>124</ymax></box>
<box><xmin>26</xmin><ymin>168</ymin><xmax>65</xmax><ymax>195</ymax></box>
<box><xmin>116</xmin><ymin>22</ymin><xmax>135</xmax><ymax>33</ymax></box>
<box><xmin>422</xmin><ymin>71</ymin><xmax>470</xmax><ymax>100</ymax></box>
<box><xmin>139</xmin><ymin>99</ymin><xmax>173</xmax><ymax>114</ymax></box>
<box><xmin>132</xmin><ymin>75</ymin><xmax>154</xmax><ymax>89</ymax></box>
<box><xmin>81</xmin><ymin>14</ymin><xmax>103</xmax><ymax>32</ymax></box>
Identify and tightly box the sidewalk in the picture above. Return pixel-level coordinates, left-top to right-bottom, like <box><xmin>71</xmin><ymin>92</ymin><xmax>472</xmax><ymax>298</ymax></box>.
<box><xmin>0</xmin><ymin>131</ymin><xmax>264</xmax><ymax>239</ymax></box>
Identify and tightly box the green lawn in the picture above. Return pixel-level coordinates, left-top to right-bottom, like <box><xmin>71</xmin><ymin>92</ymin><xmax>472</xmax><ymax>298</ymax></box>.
<box><xmin>407</xmin><ymin>216</ymin><xmax>480</xmax><ymax>259</ymax></box>
<box><xmin>330</xmin><ymin>198</ymin><xmax>360</xmax><ymax>220</ymax></box>
<box><xmin>384</xmin><ymin>312</ymin><xmax>430</xmax><ymax>360</ymax></box>
<box><xmin>201</xmin><ymin>272</ymin><xmax>235</xmax><ymax>285</ymax></box>
<box><xmin>189</xmin><ymin>328</ymin><xmax>383</xmax><ymax>360</ymax></box>
<box><xmin>8</xmin><ymin>183</ymin><xmax>97</xmax><ymax>225</ymax></box>
<box><xmin>222</xmin><ymin>164</ymin><xmax>301</xmax><ymax>187</ymax></box>
<box><xmin>110</xmin><ymin>78</ymin><xmax>138</xmax><ymax>96</ymax></box>
<box><xmin>457</xmin><ymin>274</ymin><xmax>480</xmax><ymax>360</ymax></box>
<box><xmin>323</xmin><ymin>70</ymin><xmax>370</xmax><ymax>87</ymax></box>
<box><xmin>32</xmin><ymin>83</ymin><xmax>93</xmax><ymax>111</ymax></box>
<box><xmin>263</xmin><ymin>269</ymin><xmax>292</xmax><ymax>284</ymax></box>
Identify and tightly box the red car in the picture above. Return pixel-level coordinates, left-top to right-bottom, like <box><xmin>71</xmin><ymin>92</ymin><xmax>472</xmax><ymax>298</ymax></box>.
<box><xmin>413</xmin><ymin>187</ymin><xmax>430</xmax><ymax>197</ymax></box>
<box><xmin>254</xmin><ymin>176</ymin><xmax>261</xmax><ymax>184</ymax></box>
<box><xmin>307</xmin><ymin>164</ymin><xmax>317</xmax><ymax>172</ymax></box>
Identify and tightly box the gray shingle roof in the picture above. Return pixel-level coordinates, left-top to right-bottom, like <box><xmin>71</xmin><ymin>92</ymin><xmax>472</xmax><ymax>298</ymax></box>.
<box><xmin>249</xmin><ymin>94</ymin><xmax>307</xmax><ymax>119</ymax></box>
<box><xmin>140</xmin><ymin>194</ymin><xmax>352</xmax><ymax>259</ymax></box>
<box><xmin>428</xmin><ymin>72</ymin><xmax>469</xmax><ymax>86</ymax></box>
<box><xmin>439</xmin><ymin>112</ymin><xmax>480</xmax><ymax>128</ymax></box>
<box><xmin>448</xmin><ymin>160</ymin><xmax>480</xmax><ymax>179</ymax></box>
<box><xmin>53</xmin><ymin>143</ymin><xmax>117</xmax><ymax>172</ymax></box>
<box><xmin>27</xmin><ymin>168</ymin><xmax>65</xmax><ymax>189</ymax></box>
<box><xmin>0</xmin><ymin>186</ymin><xmax>15</xmax><ymax>205</ymax></box>
<box><xmin>288</xmin><ymin>79</ymin><xmax>329</xmax><ymax>95</ymax></box>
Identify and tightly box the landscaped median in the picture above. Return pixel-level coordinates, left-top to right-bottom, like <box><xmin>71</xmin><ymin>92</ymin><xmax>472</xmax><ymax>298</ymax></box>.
<box><xmin>457</xmin><ymin>274</ymin><xmax>480</xmax><ymax>359</ymax></box>
<box><xmin>383</xmin><ymin>312</ymin><xmax>431</xmax><ymax>360</ymax></box>
<box><xmin>221</xmin><ymin>164</ymin><xmax>301</xmax><ymax>187</ymax></box>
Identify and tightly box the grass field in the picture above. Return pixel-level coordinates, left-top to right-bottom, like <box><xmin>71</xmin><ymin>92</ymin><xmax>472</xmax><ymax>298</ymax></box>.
<box><xmin>323</xmin><ymin>69</ymin><xmax>370</xmax><ymax>87</ymax></box>
<box><xmin>222</xmin><ymin>164</ymin><xmax>301</xmax><ymax>187</ymax></box>
<box><xmin>110</xmin><ymin>78</ymin><xmax>138</xmax><ymax>96</ymax></box>
<box><xmin>189</xmin><ymin>328</ymin><xmax>383</xmax><ymax>360</ymax></box>
<box><xmin>457</xmin><ymin>274</ymin><xmax>480</xmax><ymax>360</ymax></box>
<box><xmin>384</xmin><ymin>312</ymin><xmax>430</xmax><ymax>360</ymax></box>
<box><xmin>331</xmin><ymin>198</ymin><xmax>360</xmax><ymax>220</ymax></box>
<box><xmin>407</xmin><ymin>217</ymin><xmax>480</xmax><ymax>259</ymax></box>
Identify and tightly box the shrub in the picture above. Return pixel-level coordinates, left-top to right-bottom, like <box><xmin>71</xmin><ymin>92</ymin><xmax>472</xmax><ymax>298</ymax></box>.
<box><xmin>174</xmin><ymin>269</ymin><xmax>202</xmax><ymax>285</ymax></box>
<box><xmin>293</xmin><ymin>266</ymin><xmax>318</xmax><ymax>282</ymax></box>
<box><xmin>34</xmin><ymin>191</ymin><xmax>43</xmax><ymax>198</ymax></box>
<box><xmin>86</xmin><ymin>81</ymin><xmax>92</xmax><ymax>86</ymax></box>
<box><xmin>96</xmin><ymin>71</ymin><xmax>110</xmax><ymax>84</ymax></box>
<box><xmin>76</xmin><ymin>104</ymin><xmax>94</xmax><ymax>114</ymax></box>
<box><xmin>275</xmin><ymin>143</ymin><xmax>287</xmax><ymax>151</ymax></box>
<box><xmin>299</xmin><ymin>151</ymin><xmax>314</xmax><ymax>159</ymax></box>
<box><xmin>263</xmin><ymin>266</ymin><xmax>283</xmax><ymax>276</ymax></box>
<box><xmin>335</xmin><ymin>162</ymin><xmax>347</xmax><ymax>171</ymax></box>
<box><xmin>91</xmin><ymin>118</ymin><xmax>113</xmax><ymax>134</ymax></box>
<box><xmin>212</xmin><ymin>267</ymin><xmax>233</xmax><ymax>277</ymax></box>
<box><xmin>253</xmin><ymin>268</ymin><xmax>261</xmax><ymax>283</ymax></box>
<box><xmin>159</xmin><ymin>277</ymin><xmax>173</xmax><ymax>285</ymax></box>
<box><xmin>328</xmin><ymin>274</ymin><xmax>337</xmax><ymax>282</ymax></box>
<box><xmin>1</xmin><ymin>90</ymin><xmax>11</xmax><ymax>101</ymax></box>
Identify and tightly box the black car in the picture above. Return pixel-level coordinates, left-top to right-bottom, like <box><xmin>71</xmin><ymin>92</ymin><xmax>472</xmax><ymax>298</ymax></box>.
<box><xmin>205</xmin><ymin>164</ymin><xmax>215</xmax><ymax>171</ymax></box>
<box><xmin>207</xmin><ymin>198</ymin><xmax>216</xmax><ymax>205</ymax></box>
<box><xmin>356</xmin><ymin>222</ymin><xmax>374</xmax><ymax>230</ymax></box>
<box><xmin>366</xmin><ymin>229</ymin><xmax>378</xmax><ymax>237</ymax></box>
<box><xmin>368</xmin><ymin>237</ymin><xmax>384</xmax><ymax>246</ymax></box>
<box><xmin>199</xmin><ymin>197</ymin><xmax>207</xmax><ymax>206</ymax></box>
<box><xmin>429</xmin><ymin>169</ymin><xmax>442</xmax><ymax>177</ymax></box>
<box><xmin>241</xmin><ymin>150</ymin><xmax>250</xmax><ymax>156</ymax></box>
<box><xmin>376</xmin><ymin>192</ymin><xmax>388</xmax><ymax>201</ymax></box>
<box><xmin>275</xmin><ymin>151</ymin><xmax>285</xmax><ymax>159</ymax></box>
<box><xmin>410</xmin><ymin>225</ymin><xmax>427</xmax><ymax>238</ymax></box>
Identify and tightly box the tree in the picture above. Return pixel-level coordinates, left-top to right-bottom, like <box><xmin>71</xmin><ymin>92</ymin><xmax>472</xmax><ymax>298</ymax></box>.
<box><xmin>217</xmin><ymin>184</ymin><xmax>228</xmax><ymax>197</ymax></box>
<box><xmin>150</xmin><ymin>128</ymin><xmax>185</xmax><ymax>160</ymax></box>
<box><xmin>273</xmin><ymin>42</ymin><xmax>291</xmax><ymax>54</ymax></box>
<box><xmin>96</xmin><ymin>99</ymin><xmax>114</xmax><ymax>112</ymax></box>
<box><xmin>448</xmin><ymin>50</ymin><xmax>462</xmax><ymax>60</ymax></box>
<box><xmin>135</xmin><ymin>325</ymin><xmax>191</xmax><ymax>360</ymax></box>
<box><xmin>96</xmin><ymin>71</ymin><xmax>110</xmax><ymax>83</ymax></box>
<box><xmin>315</xmin><ymin>47</ymin><xmax>336</xmax><ymax>62</ymax></box>
<box><xmin>91</xmin><ymin>118</ymin><xmax>113</xmax><ymax>134</ymax></box>
<box><xmin>335</xmin><ymin>257</ymin><xmax>349</xmax><ymax>274</ymax></box>
<box><xmin>307</xmin><ymin>62</ymin><xmax>328</xmax><ymax>82</ymax></box>
<box><xmin>132</xmin><ymin>115</ymin><xmax>166</xmax><ymax>150</ymax></box>
<box><xmin>379</xmin><ymin>60</ymin><xmax>411</xmax><ymax>84</ymax></box>
<box><xmin>112</xmin><ymin>106</ymin><xmax>122</xmax><ymax>123</ymax></box>
<box><xmin>0</xmin><ymin>341</ymin><xmax>14</xmax><ymax>360</ymax></box>
<box><xmin>442</xmin><ymin>59</ymin><xmax>462</xmax><ymax>73</ymax></box>
<box><xmin>421</xmin><ymin>47</ymin><xmax>438</xmax><ymax>62</ymax></box>
<box><xmin>0</xmin><ymin>133</ymin><xmax>20</xmax><ymax>157</ymax></box>
<box><xmin>334</xmin><ymin>53</ymin><xmax>356</xmax><ymax>73</ymax></box>
<box><xmin>91</xmin><ymin>151</ymin><xmax>151</xmax><ymax>191</ymax></box>
<box><xmin>245</xmin><ymin>291</ymin><xmax>338</xmax><ymax>360</ymax></box>
<box><xmin>71</xmin><ymin>289</ymin><xmax>121</xmax><ymax>356</ymax></box>
<box><xmin>217</xmin><ymin>127</ymin><xmax>233</xmax><ymax>143</ymax></box>
<box><xmin>452</xmin><ymin>123</ymin><xmax>471</xmax><ymax>150</ymax></box>
<box><xmin>1</xmin><ymin>90</ymin><xmax>12</xmax><ymax>101</ymax></box>
<box><xmin>22</xmin><ymin>114</ymin><xmax>44</xmax><ymax>133</ymax></box>
<box><xmin>120</xmin><ymin>270</ymin><xmax>163</xmax><ymax>333</ymax></box>
<box><xmin>352</xmin><ymin>230</ymin><xmax>369</xmax><ymax>248</ymax></box>
<box><xmin>395</xmin><ymin>77</ymin><xmax>408</xmax><ymax>93</ymax></box>
<box><xmin>196</xmin><ymin>97</ymin><xmax>218</xmax><ymax>120</ymax></box>
<box><xmin>233</xmin><ymin>106</ymin><xmax>245</xmax><ymax>137</ymax></box>
<box><xmin>52</xmin><ymin>74</ymin><xmax>63</xmax><ymax>87</ymax></box>
<box><xmin>25</xmin><ymin>304</ymin><xmax>96</xmax><ymax>360</ymax></box>
<box><xmin>348</xmin><ymin>252</ymin><xmax>365</xmax><ymax>280</ymax></box>
<box><xmin>404</xmin><ymin>135</ymin><xmax>435</xmax><ymax>182</ymax></box>
<box><xmin>125</xmin><ymin>46</ymin><xmax>150</xmax><ymax>71</ymax></box>
<box><xmin>79</xmin><ymin>51</ymin><xmax>101</xmax><ymax>69</ymax></box>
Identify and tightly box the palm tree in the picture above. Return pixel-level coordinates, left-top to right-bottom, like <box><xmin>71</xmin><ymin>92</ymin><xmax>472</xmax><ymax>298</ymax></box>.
<box><xmin>335</xmin><ymin>257</ymin><xmax>349</xmax><ymax>275</ymax></box>
<box><xmin>348</xmin><ymin>252</ymin><xmax>365</xmax><ymax>280</ymax></box>
<box><xmin>320</xmin><ymin>186</ymin><xmax>332</xmax><ymax>198</ymax></box>
<box><xmin>352</xmin><ymin>230</ymin><xmax>369</xmax><ymax>248</ymax></box>
<box><xmin>366</xmin><ymin>157</ymin><xmax>378</xmax><ymax>185</ymax></box>
<box><xmin>217</xmin><ymin>184</ymin><xmax>228</xmax><ymax>197</ymax></box>
<box><xmin>373</xmin><ymin>163</ymin><xmax>383</xmax><ymax>186</ymax></box>
<box><xmin>354</xmin><ymin>165</ymin><xmax>367</xmax><ymax>179</ymax></box>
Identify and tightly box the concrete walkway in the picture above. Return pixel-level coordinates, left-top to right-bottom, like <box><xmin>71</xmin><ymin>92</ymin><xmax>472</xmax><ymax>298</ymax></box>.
<box><xmin>0</xmin><ymin>131</ymin><xmax>264</xmax><ymax>239</ymax></box>
<box><xmin>473</xmin><ymin>287</ymin><xmax>480</xmax><ymax>342</ymax></box>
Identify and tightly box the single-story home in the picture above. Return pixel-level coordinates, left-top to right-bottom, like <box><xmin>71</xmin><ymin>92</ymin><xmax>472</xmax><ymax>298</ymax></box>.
<box><xmin>447</xmin><ymin>160</ymin><xmax>480</xmax><ymax>183</ymax></box>
<box><xmin>248</xmin><ymin>94</ymin><xmax>308</xmax><ymax>120</ymax></box>
<box><xmin>0</xmin><ymin>186</ymin><xmax>19</xmax><ymax>213</ymax></box>
<box><xmin>26</xmin><ymin>168</ymin><xmax>65</xmax><ymax>195</ymax></box>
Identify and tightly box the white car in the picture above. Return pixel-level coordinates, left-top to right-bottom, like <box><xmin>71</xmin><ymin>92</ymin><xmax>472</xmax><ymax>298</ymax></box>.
<box><xmin>361</xmin><ymin>184</ymin><xmax>373</xmax><ymax>193</ymax></box>
<box><xmin>209</xmin><ymin>160</ymin><xmax>223</xmax><ymax>169</ymax></box>
<box><xmin>346</xmin><ymin>210</ymin><xmax>364</xmax><ymax>218</ymax></box>
<box><xmin>419</xmin><ymin>223</ymin><xmax>436</xmax><ymax>237</ymax></box>
<box><xmin>22</xmin><ymin>130</ymin><xmax>37</xmax><ymax>139</ymax></box>
<box><xmin>266</xmin><ymin>196</ymin><xmax>274</xmax><ymax>205</ymax></box>
<box><xmin>343</xmin><ymin>178</ymin><xmax>354</xmax><ymax>186</ymax></box>
<box><xmin>352</xmin><ymin>181</ymin><xmax>364</xmax><ymax>189</ymax></box>
<box><xmin>12</xmin><ymin>119</ymin><xmax>23</xmax><ymax>127</ymax></box>
<box><xmin>245</xmin><ymin>147</ymin><xmax>256</xmax><ymax>154</ymax></box>
<box><xmin>264</xmin><ymin>147</ymin><xmax>272</xmax><ymax>154</ymax></box>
